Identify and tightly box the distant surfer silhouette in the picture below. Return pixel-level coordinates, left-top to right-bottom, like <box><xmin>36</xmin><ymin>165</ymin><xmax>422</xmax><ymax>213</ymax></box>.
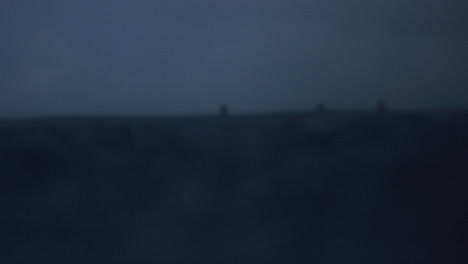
<box><xmin>219</xmin><ymin>104</ymin><xmax>229</xmax><ymax>117</ymax></box>
<box><xmin>317</xmin><ymin>103</ymin><xmax>326</xmax><ymax>114</ymax></box>
<box><xmin>377</xmin><ymin>100</ymin><xmax>387</xmax><ymax>114</ymax></box>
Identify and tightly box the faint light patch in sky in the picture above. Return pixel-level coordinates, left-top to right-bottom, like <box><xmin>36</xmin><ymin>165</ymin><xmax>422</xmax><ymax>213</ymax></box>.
<box><xmin>210</xmin><ymin>39</ymin><xmax>253</xmax><ymax>61</ymax></box>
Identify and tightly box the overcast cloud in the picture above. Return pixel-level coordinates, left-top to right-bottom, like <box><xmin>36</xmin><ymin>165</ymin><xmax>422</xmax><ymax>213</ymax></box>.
<box><xmin>0</xmin><ymin>0</ymin><xmax>467</xmax><ymax>116</ymax></box>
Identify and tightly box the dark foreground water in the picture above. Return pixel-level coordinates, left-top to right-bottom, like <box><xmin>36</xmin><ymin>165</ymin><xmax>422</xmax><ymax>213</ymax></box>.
<box><xmin>0</xmin><ymin>111</ymin><xmax>466</xmax><ymax>263</ymax></box>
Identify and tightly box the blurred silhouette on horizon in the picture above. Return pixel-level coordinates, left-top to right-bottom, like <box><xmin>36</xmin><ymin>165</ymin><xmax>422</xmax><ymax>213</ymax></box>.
<box><xmin>219</xmin><ymin>104</ymin><xmax>229</xmax><ymax>117</ymax></box>
<box><xmin>377</xmin><ymin>100</ymin><xmax>388</xmax><ymax>115</ymax></box>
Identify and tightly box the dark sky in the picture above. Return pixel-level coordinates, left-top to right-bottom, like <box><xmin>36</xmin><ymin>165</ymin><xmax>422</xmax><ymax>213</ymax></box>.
<box><xmin>1</xmin><ymin>0</ymin><xmax>467</xmax><ymax>116</ymax></box>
